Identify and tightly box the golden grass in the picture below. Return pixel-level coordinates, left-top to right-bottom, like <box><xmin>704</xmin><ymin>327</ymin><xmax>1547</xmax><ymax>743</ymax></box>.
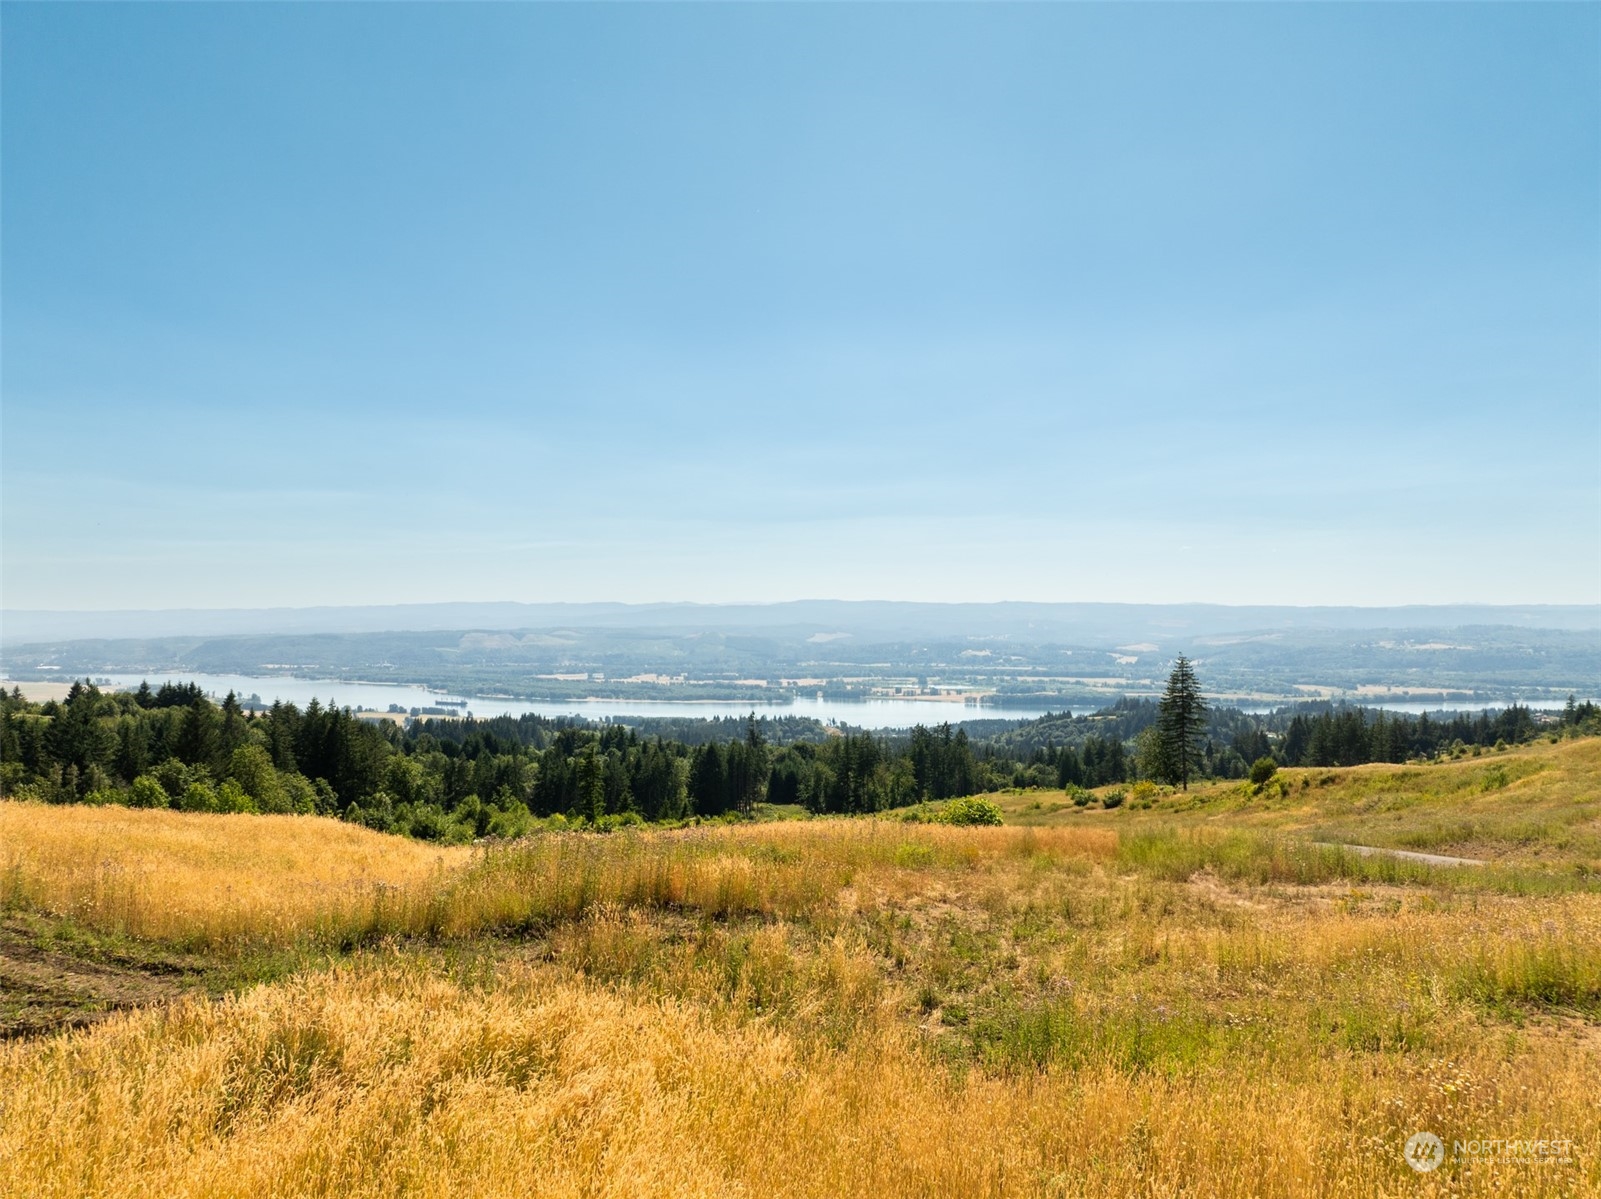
<box><xmin>0</xmin><ymin>803</ymin><xmax>469</xmax><ymax>947</ymax></box>
<box><xmin>2</xmin><ymin>958</ymin><xmax>1595</xmax><ymax>1199</ymax></box>
<box><xmin>0</xmin><ymin>802</ymin><xmax>1114</xmax><ymax>949</ymax></box>
<box><xmin>1003</xmin><ymin>738</ymin><xmax>1601</xmax><ymax>868</ymax></box>
<box><xmin>5</xmin><ymin>775</ymin><xmax>1601</xmax><ymax>1198</ymax></box>
<box><xmin>435</xmin><ymin>821</ymin><xmax>1117</xmax><ymax>935</ymax></box>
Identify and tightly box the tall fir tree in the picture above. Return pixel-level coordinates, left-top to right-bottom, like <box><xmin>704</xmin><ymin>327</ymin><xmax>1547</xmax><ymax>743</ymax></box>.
<box><xmin>577</xmin><ymin>743</ymin><xmax>605</xmax><ymax>825</ymax></box>
<box><xmin>1156</xmin><ymin>654</ymin><xmax>1208</xmax><ymax>791</ymax></box>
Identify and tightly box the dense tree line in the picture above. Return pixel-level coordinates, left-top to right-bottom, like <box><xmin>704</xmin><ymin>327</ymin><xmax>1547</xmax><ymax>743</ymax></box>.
<box><xmin>966</xmin><ymin>691</ymin><xmax>1590</xmax><ymax>782</ymax></box>
<box><xmin>0</xmin><ymin>685</ymin><xmax>995</xmax><ymax>840</ymax></box>
<box><xmin>3</xmin><ymin>681</ymin><xmax>1592</xmax><ymax>843</ymax></box>
<box><xmin>1273</xmin><ymin>704</ymin><xmax>1543</xmax><ymax>767</ymax></box>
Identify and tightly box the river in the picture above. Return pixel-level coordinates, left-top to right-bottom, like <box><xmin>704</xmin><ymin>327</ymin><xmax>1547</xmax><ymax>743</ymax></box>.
<box><xmin>6</xmin><ymin>671</ymin><xmax>1578</xmax><ymax>731</ymax></box>
<box><xmin>62</xmin><ymin>673</ymin><xmax>1048</xmax><ymax>729</ymax></box>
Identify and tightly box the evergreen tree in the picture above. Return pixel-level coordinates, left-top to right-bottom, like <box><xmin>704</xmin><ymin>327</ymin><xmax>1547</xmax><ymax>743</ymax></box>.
<box><xmin>577</xmin><ymin>743</ymin><xmax>605</xmax><ymax>825</ymax></box>
<box><xmin>115</xmin><ymin>718</ymin><xmax>151</xmax><ymax>780</ymax></box>
<box><xmin>723</xmin><ymin>713</ymin><xmax>768</xmax><ymax>813</ymax></box>
<box><xmin>1155</xmin><ymin>654</ymin><xmax>1208</xmax><ymax>790</ymax></box>
<box><xmin>1056</xmin><ymin>746</ymin><xmax>1084</xmax><ymax>788</ymax></box>
<box><xmin>219</xmin><ymin>691</ymin><xmax>249</xmax><ymax>760</ymax></box>
<box><xmin>689</xmin><ymin>742</ymin><xmax>728</xmax><ymax>815</ymax></box>
<box><xmin>1135</xmin><ymin>724</ymin><xmax>1176</xmax><ymax>784</ymax></box>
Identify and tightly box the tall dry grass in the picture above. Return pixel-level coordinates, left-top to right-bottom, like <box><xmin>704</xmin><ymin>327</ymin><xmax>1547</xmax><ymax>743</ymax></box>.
<box><xmin>2</xmin><ymin>958</ymin><xmax>1595</xmax><ymax>1199</ymax></box>
<box><xmin>434</xmin><ymin>820</ymin><xmax>1116</xmax><ymax>935</ymax></box>
<box><xmin>0</xmin><ymin>803</ymin><xmax>469</xmax><ymax>948</ymax></box>
<box><xmin>5</xmin><ymin>802</ymin><xmax>1601</xmax><ymax>1196</ymax></box>
<box><xmin>0</xmin><ymin>801</ymin><xmax>1115</xmax><ymax>949</ymax></box>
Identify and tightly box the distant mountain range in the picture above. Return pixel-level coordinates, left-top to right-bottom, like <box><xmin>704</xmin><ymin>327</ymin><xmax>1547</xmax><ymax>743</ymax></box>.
<box><xmin>4</xmin><ymin>600</ymin><xmax>1598</xmax><ymax>646</ymax></box>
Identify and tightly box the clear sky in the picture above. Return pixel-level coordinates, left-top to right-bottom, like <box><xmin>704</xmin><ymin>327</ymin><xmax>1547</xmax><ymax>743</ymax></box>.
<box><xmin>3</xmin><ymin>3</ymin><xmax>1597</xmax><ymax>612</ymax></box>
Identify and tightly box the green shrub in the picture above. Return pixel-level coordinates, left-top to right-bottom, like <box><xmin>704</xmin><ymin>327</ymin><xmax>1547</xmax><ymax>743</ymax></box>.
<box><xmin>128</xmin><ymin>775</ymin><xmax>170</xmax><ymax>810</ymax></box>
<box><xmin>152</xmin><ymin>758</ymin><xmax>202</xmax><ymax>802</ymax></box>
<box><xmin>227</xmin><ymin>744</ymin><xmax>288</xmax><ymax>812</ymax></box>
<box><xmin>1249</xmin><ymin>757</ymin><xmax>1278</xmax><ymax>786</ymax></box>
<box><xmin>1102</xmin><ymin>790</ymin><xmax>1126</xmax><ymax>810</ymax></box>
<box><xmin>488</xmin><ymin>801</ymin><xmax>535</xmax><ymax>839</ymax></box>
<box><xmin>179</xmin><ymin>781</ymin><xmax>218</xmax><ymax>813</ymax></box>
<box><xmin>396</xmin><ymin>802</ymin><xmax>473</xmax><ymax>843</ymax></box>
<box><xmin>938</xmin><ymin>797</ymin><xmax>1004</xmax><ymax>826</ymax></box>
<box><xmin>281</xmin><ymin>773</ymin><xmax>321</xmax><ymax>815</ymax></box>
<box><xmin>216</xmin><ymin>780</ymin><xmax>258</xmax><ymax>814</ymax></box>
<box><xmin>894</xmin><ymin>842</ymin><xmax>937</xmax><ymax>867</ymax></box>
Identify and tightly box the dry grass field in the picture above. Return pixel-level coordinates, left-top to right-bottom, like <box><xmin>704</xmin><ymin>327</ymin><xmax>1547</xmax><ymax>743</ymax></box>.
<box><xmin>0</xmin><ymin>804</ymin><xmax>471</xmax><ymax>947</ymax></box>
<box><xmin>1004</xmin><ymin>737</ymin><xmax>1601</xmax><ymax>869</ymax></box>
<box><xmin>3</xmin><ymin>740</ymin><xmax>1599</xmax><ymax>1197</ymax></box>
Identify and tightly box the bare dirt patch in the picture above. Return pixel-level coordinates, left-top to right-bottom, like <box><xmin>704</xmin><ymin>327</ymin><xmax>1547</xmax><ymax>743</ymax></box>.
<box><xmin>0</xmin><ymin>917</ymin><xmax>210</xmax><ymax>1039</ymax></box>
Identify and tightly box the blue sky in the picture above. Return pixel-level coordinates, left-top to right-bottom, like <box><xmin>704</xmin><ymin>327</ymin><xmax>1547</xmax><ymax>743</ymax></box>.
<box><xmin>3</xmin><ymin>3</ymin><xmax>1597</xmax><ymax>611</ymax></box>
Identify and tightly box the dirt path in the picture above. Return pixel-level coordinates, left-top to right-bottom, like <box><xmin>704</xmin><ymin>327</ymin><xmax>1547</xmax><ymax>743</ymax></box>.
<box><xmin>0</xmin><ymin>918</ymin><xmax>210</xmax><ymax>1039</ymax></box>
<box><xmin>1313</xmin><ymin>842</ymin><xmax>1486</xmax><ymax>868</ymax></box>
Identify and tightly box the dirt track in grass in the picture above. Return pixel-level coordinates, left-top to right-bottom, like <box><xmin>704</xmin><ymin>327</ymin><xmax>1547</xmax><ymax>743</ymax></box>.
<box><xmin>0</xmin><ymin>917</ymin><xmax>210</xmax><ymax>1039</ymax></box>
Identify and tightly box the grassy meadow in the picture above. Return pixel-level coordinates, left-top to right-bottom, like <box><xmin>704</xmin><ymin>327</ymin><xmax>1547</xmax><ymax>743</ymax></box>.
<box><xmin>3</xmin><ymin>738</ymin><xmax>1599</xmax><ymax>1197</ymax></box>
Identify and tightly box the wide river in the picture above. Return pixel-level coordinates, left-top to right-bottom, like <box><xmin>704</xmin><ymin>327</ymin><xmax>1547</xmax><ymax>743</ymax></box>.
<box><xmin>15</xmin><ymin>672</ymin><xmax>1573</xmax><ymax>731</ymax></box>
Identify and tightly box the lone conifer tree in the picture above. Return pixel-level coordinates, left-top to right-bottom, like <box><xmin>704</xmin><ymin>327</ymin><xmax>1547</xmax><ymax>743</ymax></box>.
<box><xmin>1156</xmin><ymin>654</ymin><xmax>1208</xmax><ymax>790</ymax></box>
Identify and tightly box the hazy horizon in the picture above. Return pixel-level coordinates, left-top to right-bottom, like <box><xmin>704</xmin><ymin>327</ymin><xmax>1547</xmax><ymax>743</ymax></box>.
<box><xmin>13</xmin><ymin>597</ymin><xmax>1601</xmax><ymax>615</ymax></box>
<box><xmin>4</xmin><ymin>4</ymin><xmax>1598</xmax><ymax>610</ymax></box>
<box><xmin>5</xmin><ymin>597</ymin><xmax>1599</xmax><ymax>650</ymax></box>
